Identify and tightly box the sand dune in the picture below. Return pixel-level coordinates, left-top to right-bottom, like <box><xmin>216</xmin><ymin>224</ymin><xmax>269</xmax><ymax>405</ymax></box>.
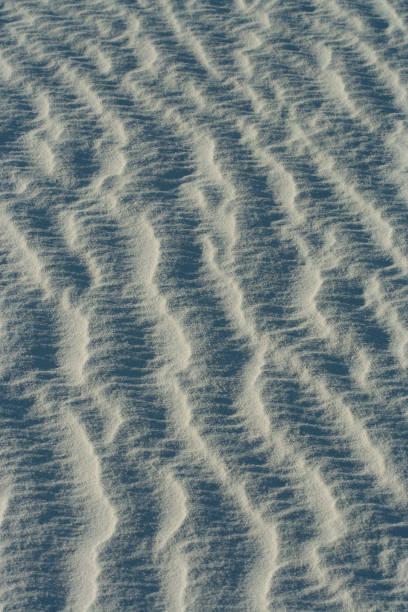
<box><xmin>1</xmin><ymin>0</ymin><xmax>408</xmax><ymax>609</ymax></box>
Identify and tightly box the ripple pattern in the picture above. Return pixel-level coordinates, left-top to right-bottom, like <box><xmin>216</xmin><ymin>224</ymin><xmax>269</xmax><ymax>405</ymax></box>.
<box><xmin>1</xmin><ymin>0</ymin><xmax>408</xmax><ymax>610</ymax></box>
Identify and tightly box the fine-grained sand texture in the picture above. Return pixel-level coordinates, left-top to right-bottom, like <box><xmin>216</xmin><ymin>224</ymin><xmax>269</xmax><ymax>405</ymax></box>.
<box><xmin>1</xmin><ymin>0</ymin><xmax>408</xmax><ymax>610</ymax></box>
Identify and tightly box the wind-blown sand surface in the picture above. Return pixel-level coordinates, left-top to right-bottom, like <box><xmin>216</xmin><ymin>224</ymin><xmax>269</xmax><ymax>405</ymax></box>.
<box><xmin>1</xmin><ymin>0</ymin><xmax>408</xmax><ymax>609</ymax></box>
